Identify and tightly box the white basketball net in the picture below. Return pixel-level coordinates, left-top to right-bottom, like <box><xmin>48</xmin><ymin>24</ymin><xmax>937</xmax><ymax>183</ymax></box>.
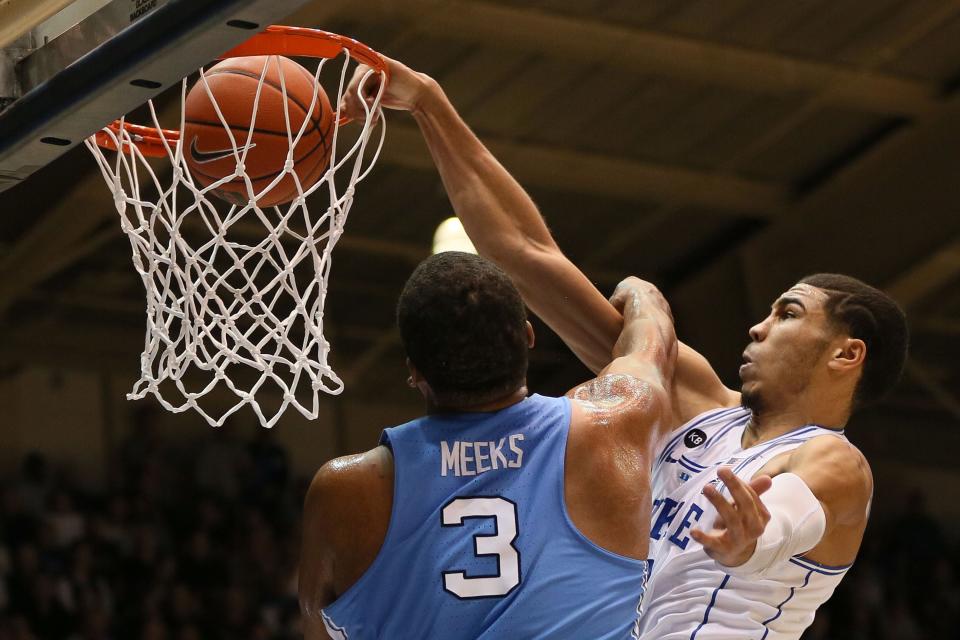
<box><xmin>84</xmin><ymin>50</ymin><xmax>386</xmax><ymax>428</ymax></box>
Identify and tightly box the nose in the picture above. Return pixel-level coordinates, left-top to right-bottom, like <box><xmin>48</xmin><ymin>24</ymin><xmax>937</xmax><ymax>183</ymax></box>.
<box><xmin>749</xmin><ymin>316</ymin><xmax>770</xmax><ymax>342</ymax></box>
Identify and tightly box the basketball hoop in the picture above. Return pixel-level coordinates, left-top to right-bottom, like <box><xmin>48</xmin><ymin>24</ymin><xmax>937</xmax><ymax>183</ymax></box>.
<box><xmin>85</xmin><ymin>26</ymin><xmax>389</xmax><ymax>428</ymax></box>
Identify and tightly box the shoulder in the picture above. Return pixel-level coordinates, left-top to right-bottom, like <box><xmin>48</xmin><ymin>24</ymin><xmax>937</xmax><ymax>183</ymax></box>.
<box><xmin>789</xmin><ymin>434</ymin><xmax>871</xmax><ymax>478</ymax></box>
<box><xmin>303</xmin><ymin>445</ymin><xmax>395</xmax><ymax>542</ymax></box>
<box><xmin>786</xmin><ymin>435</ymin><xmax>872</xmax><ymax>525</ymax></box>
<box><xmin>305</xmin><ymin>446</ymin><xmax>394</xmax><ymax>524</ymax></box>
<box><xmin>300</xmin><ymin>446</ymin><xmax>394</xmax><ymax>611</ymax></box>
<box><xmin>567</xmin><ymin>373</ymin><xmax>670</xmax><ymax>451</ymax></box>
<box><xmin>568</xmin><ymin>374</ymin><xmax>669</xmax><ymax>419</ymax></box>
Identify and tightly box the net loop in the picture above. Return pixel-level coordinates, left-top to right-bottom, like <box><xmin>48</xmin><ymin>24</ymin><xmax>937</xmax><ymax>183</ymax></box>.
<box><xmin>85</xmin><ymin>27</ymin><xmax>387</xmax><ymax>428</ymax></box>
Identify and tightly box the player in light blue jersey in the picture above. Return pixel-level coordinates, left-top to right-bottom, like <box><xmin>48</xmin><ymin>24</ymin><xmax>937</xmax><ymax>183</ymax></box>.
<box><xmin>343</xmin><ymin>56</ymin><xmax>910</xmax><ymax>639</ymax></box>
<box><xmin>299</xmin><ymin>251</ymin><xmax>678</xmax><ymax>639</ymax></box>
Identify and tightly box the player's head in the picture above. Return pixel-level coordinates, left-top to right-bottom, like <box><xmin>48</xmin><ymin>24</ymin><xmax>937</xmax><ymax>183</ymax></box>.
<box><xmin>397</xmin><ymin>252</ymin><xmax>531</xmax><ymax>409</ymax></box>
<box><xmin>740</xmin><ymin>273</ymin><xmax>908</xmax><ymax>417</ymax></box>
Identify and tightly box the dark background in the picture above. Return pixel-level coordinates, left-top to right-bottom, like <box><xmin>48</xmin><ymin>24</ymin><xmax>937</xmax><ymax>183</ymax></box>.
<box><xmin>1</xmin><ymin>1</ymin><xmax>959</xmax><ymax>638</ymax></box>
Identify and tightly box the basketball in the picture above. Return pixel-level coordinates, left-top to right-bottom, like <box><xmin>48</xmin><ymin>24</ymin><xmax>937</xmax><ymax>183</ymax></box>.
<box><xmin>182</xmin><ymin>55</ymin><xmax>334</xmax><ymax>207</ymax></box>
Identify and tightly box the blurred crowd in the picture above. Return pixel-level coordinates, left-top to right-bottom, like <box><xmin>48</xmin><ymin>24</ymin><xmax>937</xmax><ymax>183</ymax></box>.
<box><xmin>0</xmin><ymin>411</ymin><xmax>304</xmax><ymax>640</ymax></box>
<box><xmin>0</xmin><ymin>414</ymin><xmax>957</xmax><ymax>639</ymax></box>
<box><xmin>803</xmin><ymin>490</ymin><xmax>960</xmax><ymax>640</ymax></box>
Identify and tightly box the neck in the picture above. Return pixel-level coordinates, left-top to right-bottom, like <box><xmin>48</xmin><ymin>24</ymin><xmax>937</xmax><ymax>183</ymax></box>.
<box><xmin>741</xmin><ymin>397</ymin><xmax>848</xmax><ymax>448</ymax></box>
<box><xmin>426</xmin><ymin>385</ymin><xmax>528</xmax><ymax>415</ymax></box>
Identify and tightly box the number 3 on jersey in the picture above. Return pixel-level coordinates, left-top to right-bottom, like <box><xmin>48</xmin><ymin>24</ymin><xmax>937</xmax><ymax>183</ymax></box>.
<box><xmin>441</xmin><ymin>496</ymin><xmax>521</xmax><ymax>599</ymax></box>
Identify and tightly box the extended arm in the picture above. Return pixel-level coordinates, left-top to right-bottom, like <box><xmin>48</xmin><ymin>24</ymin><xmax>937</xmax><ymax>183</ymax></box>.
<box><xmin>341</xmin><ymin>59</ymin><xmax>739</xmax><ymax>423</ymax></box>
<box><xmin>782</xmin><ymin>436</ymin><xmax>872</xmax><ymax>565</ymax></box>
<box><xmin>691</xmin><ymin>436</ymin><xmax>871</xmax><ymax>572</ymax></box>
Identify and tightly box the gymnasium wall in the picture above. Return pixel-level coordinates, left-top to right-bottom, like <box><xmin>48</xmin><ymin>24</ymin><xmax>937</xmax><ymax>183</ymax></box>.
<box><xmin>0</xmin><ymin>362</ymin><xmax>422</xmax><ymax>488</ymax></box>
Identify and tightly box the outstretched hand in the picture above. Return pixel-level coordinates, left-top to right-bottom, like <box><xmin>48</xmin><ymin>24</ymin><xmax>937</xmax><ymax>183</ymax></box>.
<box><xmin>690</xmin><ymin>467</ymin><xmax>773</xmax><ymax>568</ymax></box>
<box><xmin>339</xmin><ymin>56</ymin><xmax>432</xmax><ymax>122</ymax></box>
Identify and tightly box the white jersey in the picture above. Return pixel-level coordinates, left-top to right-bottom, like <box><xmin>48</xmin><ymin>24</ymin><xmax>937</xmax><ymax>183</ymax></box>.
<box><xmin>637</xmin><ymin>407</ymin><xmax>851</xmax><ymax>640</ymax></box>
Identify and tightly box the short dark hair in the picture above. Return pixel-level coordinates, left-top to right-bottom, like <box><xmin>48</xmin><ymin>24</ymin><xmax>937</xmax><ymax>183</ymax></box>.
<box><xmin>397</xmin><ymin>252</ymin><xmax>529</xmax><ymax>407</ymax></box>
<box><xmin>800</xmin><ymin>273</ymin><xmax>909</xmax><ymax>409</ymax></box>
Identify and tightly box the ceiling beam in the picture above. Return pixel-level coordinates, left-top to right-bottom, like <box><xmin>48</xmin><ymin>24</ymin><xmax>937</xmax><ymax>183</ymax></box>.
<box><xmin>0</xmin><ymin>178</ymin><xmax>112</xmax><ymax>317</ymax></box>
<box><xmin>337</xmin><ymin>0</ymin><xmax>939</xmax><ymax>118</ymax></box>
<box><xmin>0</xmin><ymin>301</ymin><xmax>377</xmax><ymax>367</ymax></box>
<box><xmin>885</xmin><ymin>236</ymin><xmax>960</xmax><ymax>309</ymax></box>
<box><xmin>3</xmin><ymin>295</ymin><xmax>576</xmax><ymax>387</ymax></box>
<box><xmin>0</xmin><ymin>316</ymin><xmax>140</xmax><ymax>372</ymax></box>
<box><xmin>341</xmin><ymin>329</ymin><xmax>400</xmax><ymax>386</ymax></box>
<box><xmin>716</xmin><ymin>0</ymin><xmax>959</xmax><ymax>174</ymax></box>
<box><xmin>665</xmin><ymin>87</ymin><xmax>960</xmax><ymax>391</ymax></box>
<box><xmin>340</xmin><ymin>323</ymin><xmax>577</xmax><ymax>389</ymax></box>
<box><xmin>0</xmin><ymin>179</ymin><xmax>429</xmax><ymax>320</ymax></box>
<box><xmin>190</xmin><ymin>216</ymin><xmax>431</xmax><ymax>266</ymax></box>
<box><xmin>904</xmin><ymin>360</ymin><xmax>960</xmax><ymax>422</ymax></box>
<box><xmin>580</xmin><ymin>2</ymin><xmax>959</xmax><ymax>269</ymax></box>
<box><xmin>884</xmin><ymin>235</ymin><xmax>960</xmax><ymax>419</ymax></box>
<box><xmin>915</xmin><ymin>317</ymin><xmax>960</xmax><ymax>336</ymax></box>
<box><xmin>336</xmin><ymin>233</ymin><xmax>426</xmax><ymax>264</ymax></box>
<box><xmin>385</xmin><ymin>124</ymin><xmax>785</xmax><ymax>216</ymax></box>
<box><xmin>886</xmin><ymin>237</ymin><xmax>960</xmax><ymax>419</ymax></box>
<box><xmin>730</xmin><ymin>93</ymin><xmax>960</xmax><ymax>314</ymax></box>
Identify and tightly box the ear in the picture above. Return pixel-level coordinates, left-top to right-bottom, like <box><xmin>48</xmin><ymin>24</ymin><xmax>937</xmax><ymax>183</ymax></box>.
<box><xmin>525</xmin><ymin>321</ymin><xmax>535</xmax><ymax>349</ymax></box>
<box><xmin>828</xmin><ymin>338</ymin><xmax>866</xmax><ymax>374</ymax></box>
<box><xmin>405</xmin><ymin>357</ymin><xmax>421</xmax><ymax>388</ymax></box>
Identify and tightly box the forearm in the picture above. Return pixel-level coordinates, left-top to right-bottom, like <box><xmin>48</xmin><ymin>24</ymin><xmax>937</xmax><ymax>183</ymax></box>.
<box><xmin>410</xmin><ymin>77</ymin><xmax>621</xmax><ymax>371</ymax></box>
<box><xmin>612</xmin><ymin>308</ymin><xmax>676</xmax><ymax>384</ymax></box>
<box><xmin>717</xmin><ymin>473</ymin><xmax>825</xmax><ymax>576</ymax></box>
<box><xmin>411</xmin><ymin>78</ymin><xmax>555</xmax><ymax>263</ymax></box>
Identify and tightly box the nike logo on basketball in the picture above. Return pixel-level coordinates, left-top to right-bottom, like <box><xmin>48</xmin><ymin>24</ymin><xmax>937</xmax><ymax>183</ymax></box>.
<box><xmin>189</xmin><ymin>137</ymin><xmax>255</xmax><ymax>163</ymax></box>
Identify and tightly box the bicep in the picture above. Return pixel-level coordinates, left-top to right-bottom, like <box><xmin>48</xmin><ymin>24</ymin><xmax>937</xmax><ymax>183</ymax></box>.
<box><xmin>506</xmin><ymin>247</ymin><xmax>736</xmax><ymax>416</ymax></box>
<box><xmin>673</xmin><ymin>344</ymin><xmax>740</xmax><ymax>421</ymax></box>
<box><xmin>508</xmin><ymin>247</ymin><xmax>621</xmax><ymax>374</ymax></box>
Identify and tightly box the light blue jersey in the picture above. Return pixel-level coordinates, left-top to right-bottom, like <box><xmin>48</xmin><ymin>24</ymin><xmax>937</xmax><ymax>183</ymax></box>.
<box><xmin>321</xmin><ymin>394</ymin><xmax>649</xmax><ymax>639</ymax></box>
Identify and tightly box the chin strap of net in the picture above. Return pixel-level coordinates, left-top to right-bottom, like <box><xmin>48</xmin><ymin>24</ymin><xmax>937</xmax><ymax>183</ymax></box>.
<box><xmin>85</xmin><ymin>50</ymin><xmax>386</xmax><ymax>428</ymax></box>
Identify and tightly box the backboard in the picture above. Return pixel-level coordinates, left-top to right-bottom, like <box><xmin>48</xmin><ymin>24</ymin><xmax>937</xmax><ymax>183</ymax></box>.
<box><xmin>0</xmin><ymin>0</ymin><xmax>313</xmax><ymax>193</ymax></box>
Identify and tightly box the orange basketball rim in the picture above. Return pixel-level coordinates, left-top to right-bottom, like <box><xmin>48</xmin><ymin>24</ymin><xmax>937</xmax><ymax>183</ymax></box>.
<box><xmin>94</xmin><ymin>25</ymin><xmax>389</xmax><ymax>157</ymax></box>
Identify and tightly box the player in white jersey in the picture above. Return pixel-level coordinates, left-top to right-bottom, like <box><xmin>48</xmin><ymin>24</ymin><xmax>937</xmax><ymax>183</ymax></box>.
<box><xmin>642</xmin><ymin>408</ymin><xmax>852</xmax><ymax>638</ymax></box>
<box><xmin>341</xmin><ymin>56</ymin><xmax>910</xmax><ymax>638</ymax></box>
